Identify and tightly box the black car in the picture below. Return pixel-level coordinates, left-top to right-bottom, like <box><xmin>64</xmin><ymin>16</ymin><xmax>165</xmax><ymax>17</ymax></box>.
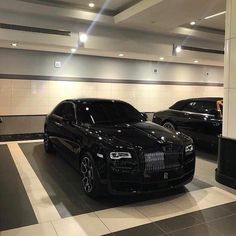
<box><xmin>44</xmin><ymin>99</ymin><xmax>195</xmax><ymax>197</ymax></box>
<box><xmin>152</xmin><ymin>97</ymin><xmax>223</xmax><ymax>148</ymax></box>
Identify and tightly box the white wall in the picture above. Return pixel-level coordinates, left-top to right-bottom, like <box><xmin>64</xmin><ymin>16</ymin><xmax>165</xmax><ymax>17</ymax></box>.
<box><xmin>0</xmin><ymin>79</ymin><xmax>223</xmax><ymax>115</ymax></box>
<box><xmin>0</xmin><ymin>49</ymin><xmax>224</xmax><ymax>115</ymax></box>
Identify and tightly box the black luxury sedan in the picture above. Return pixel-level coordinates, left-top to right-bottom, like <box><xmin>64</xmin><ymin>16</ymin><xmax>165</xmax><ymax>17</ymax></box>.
<box><xmin>153</xmin><ymin>97</ymin><xmax>223</xmax><ymax>148</ymax></box>
<box><xmin>44</xmin><ymin>99</ymin><xmax>195</xmax><ymax>197</ymax></box>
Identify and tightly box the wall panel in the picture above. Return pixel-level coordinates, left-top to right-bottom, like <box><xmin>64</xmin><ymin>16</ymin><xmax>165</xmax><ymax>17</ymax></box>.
<box><xmin>0</xmin><ymin>78</ymin><xmax>223</xmax><ymax>115</ymax></box>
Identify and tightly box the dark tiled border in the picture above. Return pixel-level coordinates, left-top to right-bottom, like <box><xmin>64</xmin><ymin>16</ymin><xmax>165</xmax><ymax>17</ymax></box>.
<box><xmin>0</xmin><ymin>133</ymin><xmax>43</xmax><ymax>142</ymax></box>
<box><xmin>0</xmin><ymin>74</ymin><xmax>223</xmax><ymax>87</ymax></box>
<box><xmin>0</xmin><ymin>145</ymin><xmax>38</xmax><ymax>231</ymax></box>
<box><xmin>105</xmin><ymin>202</ymin><xmax>236</xmax><ymax>236</ymax></box>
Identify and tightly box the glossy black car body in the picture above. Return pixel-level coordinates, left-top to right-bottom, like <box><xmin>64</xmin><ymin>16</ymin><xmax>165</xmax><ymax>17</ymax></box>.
<box><xmin>44</xmin><ymin>99</ymin><xmax>195</xmax><ymax>197</ymax></box>
<box><xmin>152</xmin><ymin>97</ymin><xmax>223</xmax><ymax>149</ymax></box>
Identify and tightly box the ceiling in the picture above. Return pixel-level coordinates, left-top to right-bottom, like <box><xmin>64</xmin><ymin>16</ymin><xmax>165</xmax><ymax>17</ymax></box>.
<box><xmin>0</xmin><ymin>0</ymin><xmax>226</xmax><ymax>66</ymax></box>
<box><xmin>19</xmin><ymin>0</ymin><xmax>141</xmax><ymax>15</ymax></box>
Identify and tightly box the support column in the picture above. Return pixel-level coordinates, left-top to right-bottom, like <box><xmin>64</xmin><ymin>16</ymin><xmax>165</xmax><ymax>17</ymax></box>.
<box><xmin>216</xmin><ymin>0</ymin><xmax>236</xmax><ymax>188</ymax></box>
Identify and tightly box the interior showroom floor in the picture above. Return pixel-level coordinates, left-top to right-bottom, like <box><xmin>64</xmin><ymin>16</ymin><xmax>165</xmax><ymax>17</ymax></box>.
<box><xmin>0</xmin><ymin>140</ymin><xmax>235</xmax><ymax>236</ymax></box>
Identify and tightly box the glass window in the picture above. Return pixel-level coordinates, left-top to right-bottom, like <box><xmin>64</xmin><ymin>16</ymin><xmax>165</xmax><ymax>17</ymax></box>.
<box><xmin>53</xmin><ymin>102</ymin><xmax>75</xmax><ymax>121</ymax></box>
<box><xmin>76</xmin><ymin>101</ymin><xmax>143</xmax><ymax>125</ymax></box>
<box><xmin>183</xmin><ymin>101</ymin><xmax>216</xmax><ymax>114</ymax></box>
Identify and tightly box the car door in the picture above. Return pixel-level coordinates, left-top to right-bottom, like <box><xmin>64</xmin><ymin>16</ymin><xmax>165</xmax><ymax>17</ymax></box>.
<box><xmin>181</xmin><ymin>100</ymin><xmax>222</xmax><ymax>144</ymax></box>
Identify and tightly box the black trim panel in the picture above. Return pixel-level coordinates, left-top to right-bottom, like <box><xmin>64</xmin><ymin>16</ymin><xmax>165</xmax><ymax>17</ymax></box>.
<box><xmin>216</xmin><ymin>136</ymin><xmax>236</xmax><ymax>189</ymax></box>
<box><xmin>0</xmin><ymin>74</ymin><xmax>223</xmax><ymax>87</ymax></box>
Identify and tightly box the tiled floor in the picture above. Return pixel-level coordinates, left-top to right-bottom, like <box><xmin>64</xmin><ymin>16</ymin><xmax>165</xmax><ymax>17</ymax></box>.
<box><xmin>0</xmin><ymin>141</ymin><xmax>236</xmax><ymax>236</ymax></box>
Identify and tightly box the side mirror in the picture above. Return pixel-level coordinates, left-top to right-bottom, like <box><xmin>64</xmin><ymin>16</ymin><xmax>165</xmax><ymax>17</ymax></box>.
<box><xmin>141</xmin><ymin>112</ymin><xmax>148</xmax><ymax>121</ymax></box>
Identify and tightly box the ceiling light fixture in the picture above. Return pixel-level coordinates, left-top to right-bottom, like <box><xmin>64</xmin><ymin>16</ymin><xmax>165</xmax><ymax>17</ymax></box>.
<box><xmin>175</xmin><ymin>46</ymin><xmax>182</xmax><ymax>53</ymax></box>
<box><xmin>11</xmin><ymin>43</ymin><xmax>17</xmax><ymax>47</ymax></box>
<box><xmin>204</xmin><ymin>11</ymin><xmax>226</xmax><ymax>20</ymax></box>
<box><xmin>79</xmin><ymin>33</ymin><xmax>88</xmax><ymax>43</ymax></box>
<box><xmin>160</xmin><ymin>57</ymin><xmax>164</xmax><ymax>60</ymax></box>
<box><xmin>71</xmin><ymin>48</ymin><xmax>77</xmax><ymax>53</ymax></box>
<box><xmin>89</xmin><ymin>2</ymin><xmax>95</xmax><ymax>8</ymax></box>
<box><xmin>118</xmin><ymin>53</ymin><xmax>124</xmax><ymax>57</ymax></box>
<box><xmin>190</xmin><ymin>21</ymin><xmax>196</xmax><ymax>26</ymax></box>
<box><xmin>194</xmin><ymin>60</ymin><xmax>199</xmax><ymax>63</ymax></box>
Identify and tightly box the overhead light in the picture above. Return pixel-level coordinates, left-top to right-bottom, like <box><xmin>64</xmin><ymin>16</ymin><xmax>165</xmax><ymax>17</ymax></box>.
<box><xmin>190</xmin><ymin>21</ymin><xmax>196</xmax><ymax>26</ymax></box>
<box><xmin>204</xmin><ymin>11</ymin><xmax>226</xmax><ymax>20</ymax></box>
<box><xmin>71</xmin><ymin>48</ymin><xmax>77</xmax><ymax>53</ymax></box>
<box><xmin>194</xmin><ymin>60</ymin><xmax>199</xmax><ymax>63</ymax></box>
<box><xmin>160</xmin><ymin>57</ymin><xmax>164</xmax><ymax>60</ymax></box>
<box><xmin>79</xmin><ymin>33</ymin><xmax>88</xmax><ymax>43</ymax></box>
<box><xmin>88</xmin><ymin>2</ymin><xmax>95</xmax><ymax>8</ymax></box>
<box><xmin>118</xmin><ymin>53</ymin><xmax>124</xmax><ymax>57</ymax></box>
<box><xmin>176</xmin><ymin>46</ymin><xmax>182</xmax><ymax>53</ymax></box>
<box><xmin>11</xmin><ymin>43</ymin><xmax>17</xmax><ymax>47</ymax></box>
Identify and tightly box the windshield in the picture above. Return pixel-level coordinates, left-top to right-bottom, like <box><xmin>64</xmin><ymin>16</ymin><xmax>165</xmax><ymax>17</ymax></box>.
<box><xmin>77</xmin><ymin>101</ymin><xmax>143</xmax><ymax>125</ymax></box>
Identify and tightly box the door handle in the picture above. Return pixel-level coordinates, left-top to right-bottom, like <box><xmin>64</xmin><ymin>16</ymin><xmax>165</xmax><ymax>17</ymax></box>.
<box><xmin>55</xmin><ymin>122</ymin><xmax>63</xmax><ymax>127</ymax></box>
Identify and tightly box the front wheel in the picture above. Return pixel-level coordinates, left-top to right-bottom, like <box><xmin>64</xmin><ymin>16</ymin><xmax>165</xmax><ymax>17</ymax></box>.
<box><xmin>163</xmin><ymin>121</ymin><xmax>176</xmax><ymax>132</ymax></box>
<box><xmin>80</xmin><ymin>153</ymin><xmax>103</xmax><ymax>198</ymax></box>
<box><xmin>44</xmin><ymin>133</ymin><xmax>55</xmax><ymax>153</ymax></box>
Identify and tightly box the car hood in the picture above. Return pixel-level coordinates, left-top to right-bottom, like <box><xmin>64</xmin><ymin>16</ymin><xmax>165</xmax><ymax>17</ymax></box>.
<box><xmin>89</xmin><ymin>121</ymin><xmax>188</xmax><ymax>149</ymax></box>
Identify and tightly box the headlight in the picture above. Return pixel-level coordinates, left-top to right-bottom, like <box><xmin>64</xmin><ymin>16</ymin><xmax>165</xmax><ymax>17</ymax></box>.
<box><xmin>185</xmin><ymin>144</ymin><xmax>194</xmax><ymax>153</ymax></box>
<box><xmin>110</xmin><ymin>152</ymin><xmax>132</xmax><ymax>160</ymax></box>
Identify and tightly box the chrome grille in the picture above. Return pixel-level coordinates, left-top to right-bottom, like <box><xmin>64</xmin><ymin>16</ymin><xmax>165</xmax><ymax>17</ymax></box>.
<box><xmin>144</xmin><ymin>145</ymin><xmax>183</xmax><ymax>174</ymax></box>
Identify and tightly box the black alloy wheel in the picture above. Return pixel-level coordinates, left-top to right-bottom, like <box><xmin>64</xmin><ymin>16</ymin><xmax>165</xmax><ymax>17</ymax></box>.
<box><xmin>44</xmin><ymin>133</ymin><xmax>55</xmax><ymax>153</ymax></box>
<box><xmin>81</xmin><ymin>156</ymin><xmax>94</xmax><ymax>193</ymax></box>
<box><xmin>80</xmin><ymin>153</ymin><xmax>103</xmax><ymax>198</ymax></box>
<box><xmin>163</xmin><ymin>121</ymin><xmax>176</xmax><ymax>132</ymax></box>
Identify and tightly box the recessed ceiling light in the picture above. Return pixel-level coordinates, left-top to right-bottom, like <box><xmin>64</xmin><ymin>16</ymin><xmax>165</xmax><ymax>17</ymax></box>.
<box><xmin>160</xmin><ymin>57</ymin><xmax>164</xmax><ymax>60</ymax></box>
<box><xmin>194</xmin><ymin>60</ymin><xmax>199</xmax><ymax>63</ymax></box>
<box><xmin>190</xmin><ymin>21</ymin><xmax>196</xmax><ymax>26</ymax></box>
<box><xmin>11</xmin><ymin>43</ymin><xmax>17</xmax><ymax>47</ymax></box>
<box><xmin>71</xmin><ymin>48</ymin><xmax>77</xmax><ymax>53</ymax></box>
<box><xmin>204</xmin><ymin>11</ymin><xmax>226</xmax><ymax>20</ymax></box>
<box><xmin>119</xmin><ymin>53</ymin><xmax>124</xmax><ymax>57</ymax></box>
<box><xmin>176</xmin><ymin>46</ymin><xmax>182</xmax><ymax>53</ymax></box>
<box><xmin>88</xmin><ymin>2</ymin><xmax>95</xmax><ymax>8</ymax></box>
<box><xmin>79</xmin><ymin>33</ymin><xmax>88</xmax><ymax>43</ymax></box>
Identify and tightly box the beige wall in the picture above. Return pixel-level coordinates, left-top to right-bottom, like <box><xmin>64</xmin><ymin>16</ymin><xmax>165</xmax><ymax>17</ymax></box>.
<box><xmin>0</xmin><ymin>78</ymin><xmax>223</xmax><ymax>115</ymax></box>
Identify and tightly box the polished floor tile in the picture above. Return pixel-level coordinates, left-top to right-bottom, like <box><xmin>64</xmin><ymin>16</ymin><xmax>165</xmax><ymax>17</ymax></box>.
<box><xmin>155</xmin><ymin>213</ymin><xmax>201</xmax><ymax>233</ymax></box>
<box><xmin>189</xmin><ymin>204</ymin><xmax>234</xmax><ymax>223</ymax></box>
<box><xmin>207</xmin><ymin>214</ymin><xmax>236</xmax><ymax>236</ymax></box>
<box><xmin>221</xmin><ymin>201</ymin><xmax>236</xmax><ymax>213</ymax></box>
<box><xmin>95</xmin><ymin>206</ymin><xmax>151</xmax><ymax>232</ymax></box>
<box><xmin>0</xmin><ymin>223</ymin><xmax>57</xmax><ymax>236</ymax></box>
<box><xmin>0</xmin><ymin>145</ymin><xmax>37</xmax><ymax>231</ymax></box>
<box><xmin>134</xmin><ymin>200</ymin><xmax>183</xmax><ymax>222</ymax></box>
<box><xmin>105</xmin><ymin>223</ymin><xmax>166</xmax><ymax>236</ymax></box>
<box><xmin>52</xmin><ymin>213</ymin><xmax>110</xmax><ymax>236</ymax></box>
<box><xmin>168</xmin><ymin>223</ymin><xmax>221</xmax><ymax>236</ymax></box>
<box><xmin>7</xmin><ymin>143</ymin><xmax>61</xmax><ymax>223</ymax></box>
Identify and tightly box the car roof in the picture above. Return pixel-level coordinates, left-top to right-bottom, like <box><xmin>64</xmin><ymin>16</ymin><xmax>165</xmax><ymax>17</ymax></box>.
<box><xmin>170</xmin><ymin>97</ymin><xmax>223</xmax><ymax>110</ymax></box>
<box><xmin>63</xmin><ymin>98</ymin><xmax>124</xmax><ymax>103</ymax></box>
<box><xmin>180</xmin><ymin>97</ymin><xmax>223</xmax><ymax>102</ymax></box>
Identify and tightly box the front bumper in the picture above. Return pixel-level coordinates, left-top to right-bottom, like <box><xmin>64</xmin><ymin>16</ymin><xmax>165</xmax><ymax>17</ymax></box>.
<box><xmin>106</xmin><ymin>152</ymin><xmax>195</xmax><ymax>195</ymax></box>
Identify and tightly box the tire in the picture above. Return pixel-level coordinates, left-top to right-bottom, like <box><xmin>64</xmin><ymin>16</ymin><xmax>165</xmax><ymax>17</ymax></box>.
<box><xmin>80</xmin><ymin>153</ymin><xmax>103</xmax><ymax>198</ymax></box>
<box><xmin>44</xmin><ymin>132</ymin><xmax>55</xmax><ymax>153</ymax></box>
<box><xmin>163</xmin><ymin>121</ymin><xmax>176</xmax><ymax>132</ymax></box>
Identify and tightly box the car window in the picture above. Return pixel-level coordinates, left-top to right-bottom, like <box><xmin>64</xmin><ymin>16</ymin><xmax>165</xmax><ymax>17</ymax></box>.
<box><xmin>76</xmin><ymin>101</ymin><xmax>143</xmax><ymax>125</ymax></box>
<box><xmin>183</xmin><ymin>101</ymin><xmax>216</xmax><ymax>114</ymax></box>
<box><xmin>53</xmin><ymin>102</ymin><xmax>75</xmax><ymax>121</ymax></box>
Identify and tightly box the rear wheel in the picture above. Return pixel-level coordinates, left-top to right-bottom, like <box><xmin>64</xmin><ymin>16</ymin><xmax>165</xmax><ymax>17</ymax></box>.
<box><xmin>163</xmin><ymin>121</ymin><xmax>176</xmax><ymax>132</ymax></box>
<box><xmin>44</xmin><ymin>133</ymin><xmax>55</xmax><ymax>153</ymax></box>
<box><xmin>80</xmin><ymin>153</ymin><xmax>103</xmax><ymax>198</ymax></box>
